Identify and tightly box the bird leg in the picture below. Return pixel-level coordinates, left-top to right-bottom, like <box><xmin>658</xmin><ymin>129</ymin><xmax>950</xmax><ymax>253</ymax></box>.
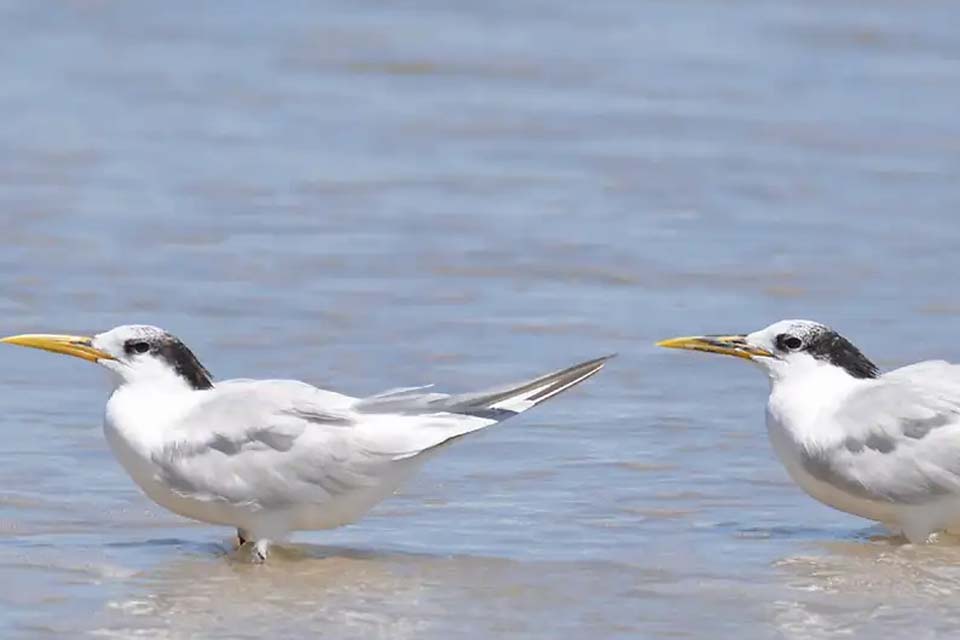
<box><xmin>234</xmin><ymin>529</ymin><xmax>270</xmax><ymax>564</ymax></box>
<box><xmin>235</xmin><ymin>528</ymin><xmax>250</xmax><ymax>549</ymax></box>
<box><xmin>253</xmin><ymin>539</ymin><xmax>270</xmax><ymax>563</ymax></box>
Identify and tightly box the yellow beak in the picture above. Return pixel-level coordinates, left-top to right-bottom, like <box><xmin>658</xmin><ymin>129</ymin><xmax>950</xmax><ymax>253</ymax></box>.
<box><xmin>0</xmin><ymin>333</ymin><xmax>115</xmax><ymax>362</ymax></box>
<box><xmin>656</xmin><ymin>334</ymin><xmax>775</xmax><ymax>360</ymax></box>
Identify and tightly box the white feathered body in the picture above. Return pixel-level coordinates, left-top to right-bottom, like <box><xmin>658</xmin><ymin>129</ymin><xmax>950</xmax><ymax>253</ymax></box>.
<box><xmin>764</xmin><ymin>359</ymin><xmax>960</xmax><ymax>541</ymax></box>
<box><xmin>0</xmin><ymin>323</ymin><xmax>608</xmax><ymax>556</ymax></box>
<box><xmin>101</xmin><ymin>355</ymin><xmax>609</xmax><ymax>542</ymax></box>
<box><xmin>103</xmin><ymin>378</ymin><xmax>493</xmax><ymax>540</ymax></box>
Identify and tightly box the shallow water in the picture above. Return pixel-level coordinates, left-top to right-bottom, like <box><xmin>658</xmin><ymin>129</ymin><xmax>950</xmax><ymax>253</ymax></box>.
<box><xmin>0</xmin><ymin>1</ymin><xmax>959</xmax><ymax>637</ymax></box>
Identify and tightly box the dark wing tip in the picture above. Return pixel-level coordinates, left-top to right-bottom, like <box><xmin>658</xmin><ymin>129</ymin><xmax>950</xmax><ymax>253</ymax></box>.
<box><xmin>522</xmin><ymin>353</ymin><xmax>613</xmax><ymax>406</ymax></box>
<box><xmin>570</xmin><ymin>353</ymin><xmax>617</xmax><ymax>373</ymax></box>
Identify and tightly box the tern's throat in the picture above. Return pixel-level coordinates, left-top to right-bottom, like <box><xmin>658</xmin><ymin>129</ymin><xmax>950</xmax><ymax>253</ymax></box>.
<box><xmin>766</xmin><ymin>363</ymin><xmax>869</xmax><ymax>445</ymax></box>
<box><xmin>104</xmin><ymin>379</ymin><xmax>206</xmax><ymax>453</ymax></box>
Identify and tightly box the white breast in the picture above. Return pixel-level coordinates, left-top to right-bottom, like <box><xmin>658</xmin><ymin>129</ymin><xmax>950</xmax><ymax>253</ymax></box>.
<box><xmin>102</xmin><ymin>383</ymin><xmax>244</xmax><ymax>527</ymax></box>
<box><xmin>101</xmin><ymin>382</ymin><xmax>434</xmax><ymax>537</ymax></box>
<box><xmin>765</xmin><ymin>411</ymin><xmax>898</xmax><ymax>524</ymax></box>
<box><xmin>763</xmin><ymin>369</ymin><xmax>901</xmax><ymax>525</ymax></box>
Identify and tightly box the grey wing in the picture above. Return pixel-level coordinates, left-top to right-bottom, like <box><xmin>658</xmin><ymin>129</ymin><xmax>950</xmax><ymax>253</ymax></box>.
<box><xmin>356</xmin><ymin>355</ymin><xmax>613</xmax><ymax>419</ymax></box>
<box><xmin>151</xmin><ymin>355</ymin><xmax>610</xmax><ymax>507</ymax></box>
<box><xmin>349</xmin><ymin>355</ymin><xmax>613</xmax><ymax>456</ymax></box>
<box><xmin>819</xmin><ymin>361</ymin><xmax>960</xmax><ymax>504</ymax></box>
<box><xmin>152</xmin><ymin>380</ymin><xmax>397</xmax><ymax>508</ymax></box>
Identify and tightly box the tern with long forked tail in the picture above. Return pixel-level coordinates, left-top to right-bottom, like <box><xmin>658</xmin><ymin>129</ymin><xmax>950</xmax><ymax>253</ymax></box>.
<box><xmin>2</xmin><ymin>325</ymin><xmax>610</xmax><ymax>560</ymax></box>
<box><xmin>659</xmin><ymin>319</ymin><xmax>960</xmax><ymax>543</ymax></box>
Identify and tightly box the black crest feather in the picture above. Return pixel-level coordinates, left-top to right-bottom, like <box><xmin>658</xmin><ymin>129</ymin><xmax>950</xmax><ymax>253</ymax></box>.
<box><xmin>806</xmin><ymin>330</ymin><xmax>879</xmax><ymax>379</ymax></box>
<box><xmin>124</xmin><ymin>333</ymin><xmax>214</xmax><ymax>390</ymax></box>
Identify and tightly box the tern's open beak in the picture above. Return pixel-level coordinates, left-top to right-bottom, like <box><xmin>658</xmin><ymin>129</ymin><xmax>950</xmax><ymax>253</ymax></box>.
<box><xmin>0</xmin><ymin>334</ymin><xmax>115</xmax><ymax>362</ymax></box>
<box><xmin>656</xmin><ymin>334</ymin><xmax>775</xmax><ymax>360</ymax></box>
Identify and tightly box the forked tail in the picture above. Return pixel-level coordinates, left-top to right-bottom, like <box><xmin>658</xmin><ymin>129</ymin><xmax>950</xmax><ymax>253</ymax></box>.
<box><xmin>442</xmin><ymin>354</ymin><xmax>614</xmax><ymax>420</ymax></box>
<box><xmin>358</xmin><ymin>355</ymin><xmax>614</xmax><ymax>421</ymax></box>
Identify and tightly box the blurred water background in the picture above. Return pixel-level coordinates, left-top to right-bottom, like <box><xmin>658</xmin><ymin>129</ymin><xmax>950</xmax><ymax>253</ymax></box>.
<box><xmin>0</xmin><ymin>1</ymin><xmax>959</xmax><ymax>638</ymax></box>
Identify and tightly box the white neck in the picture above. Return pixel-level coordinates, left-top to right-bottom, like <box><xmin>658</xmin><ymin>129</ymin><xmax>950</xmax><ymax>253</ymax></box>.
<box><xmin>103</xmin><ymin>373</ymin><xmax>206</xmax><ymax>454</ymax></box>
<box><xmin>764</xmin><ymin>358</ymin><xmax>870</xmax><ymax>447</ymax></box>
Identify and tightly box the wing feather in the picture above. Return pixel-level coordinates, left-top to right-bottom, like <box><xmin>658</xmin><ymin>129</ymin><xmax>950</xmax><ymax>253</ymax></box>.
<box><xmin>149</xmin><ymin>356</ymin><xmax>608</xmax><ymax>509</ymax></box>
<box><xmin>152</xmin><ymin>380</ymin><xmax>388</xmax><ymax>507</ymax></box>
<box><xmin>814</xmin><ymin>361</ymin><xmax>960</xmax><ymax>504</ymax></box>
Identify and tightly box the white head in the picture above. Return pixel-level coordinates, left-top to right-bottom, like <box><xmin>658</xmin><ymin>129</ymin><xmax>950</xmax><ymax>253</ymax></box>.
<box><xmin>1</xmin><ymin>324</ymin><xmax>213</xmax><ymax>391</ymax></box>
<box><xmin>658</xmin><ymin>319</ymin><xmax>880</xmax><ymax>383</ymax></box>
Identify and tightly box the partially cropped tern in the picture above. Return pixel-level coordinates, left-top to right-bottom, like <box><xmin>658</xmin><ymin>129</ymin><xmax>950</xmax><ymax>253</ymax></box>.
<box><xmin>659</xmin><ymin>319</ymin><xmax>960</xmax><ymax>543</ymax></box>
<box><xmin>2</xmin><ymin>325</ymin><xmax>610</xmax><ymax>560</ymax></box>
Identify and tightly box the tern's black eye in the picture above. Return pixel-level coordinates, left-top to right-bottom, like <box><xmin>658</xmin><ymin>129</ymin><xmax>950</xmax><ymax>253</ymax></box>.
<box><xmin>776</xmin><ymin>334</ymin><xmax>803</xmax><ymax>351</ymax></box>
<box><xmin>125</xmin><ymin>340</ymin><xmax>151</xmax><ymax>355</ymax></box>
